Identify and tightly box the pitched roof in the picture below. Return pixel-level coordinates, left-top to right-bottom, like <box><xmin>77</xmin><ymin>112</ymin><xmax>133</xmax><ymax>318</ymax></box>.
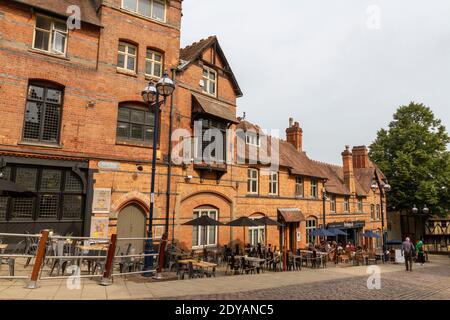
<box><xmin>180</xmin><ymin>36</ymin><xmax>243</xmax><ymax>97</ymax></box>
<box><xmin>236</xmin><ymin>119</ymin><xmax>379</xmax><ymax>196</ymax></box>
<box><xmin>12</xmin><ymin>0</ymin><xmax>102</xmax><ymax>27</ymax></box>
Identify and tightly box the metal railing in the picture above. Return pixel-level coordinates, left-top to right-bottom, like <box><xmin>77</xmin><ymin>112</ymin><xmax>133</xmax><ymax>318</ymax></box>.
<box><xmin>0</xmin><ymin>230</ymin><xmax>162</xmax><ymax>288</ymax></box>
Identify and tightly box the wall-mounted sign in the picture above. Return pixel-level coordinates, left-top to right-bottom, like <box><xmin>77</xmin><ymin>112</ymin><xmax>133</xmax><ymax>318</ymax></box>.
<box><xmin>92</xmin><ymin>188</ymin><xmax>112</xmax><ymax>213</ymax></box>
<box><xmin>297</xmin><ymin>231</ymin><xmax>301</xmax><ymax>242</ymax></box>
<box><xmin>154</xmin><ymin>226</ymin><xmax>164</xmax><ymax>240</ymax></box>
<box><xmin>98</xmin><ymin>161</ymin><xmax>120</xmax><ymax>170</ymax></box>
<box><xmin>328</xmin><ymin>221</ymin><xmax>365</xmax><ymax>229</ymax></box>
<box><xmin>90</xmin><ymin>217</ymin><xmax>109</xmax><ymax>239</ymax></box>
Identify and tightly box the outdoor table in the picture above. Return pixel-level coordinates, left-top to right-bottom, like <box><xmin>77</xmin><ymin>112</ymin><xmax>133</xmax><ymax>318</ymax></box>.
<box><xmin>178</xmin><ymin>259</ymin><xmax>217</xmax><ymax>277</ymax></box>
<box><xmin>244</xmin><ymin>257</ymin><xmax>266</xmax><ymax>273</ymax></box>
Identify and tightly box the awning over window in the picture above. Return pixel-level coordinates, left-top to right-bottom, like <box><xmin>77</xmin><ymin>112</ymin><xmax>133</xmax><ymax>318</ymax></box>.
<box><xmin>192</xmin><ymin>93</ymin><xmax>239</xmax><ymax>124</ymax></box>
<box><xmin>277</xmin><ymin>208</ymin><xmax>305</xmax><ymax>223</ymax></box>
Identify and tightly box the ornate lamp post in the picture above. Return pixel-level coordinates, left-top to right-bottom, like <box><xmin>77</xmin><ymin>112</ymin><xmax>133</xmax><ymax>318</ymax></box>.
<box><xmin>141</xmin><ymin>72</ymin><xmax>175</xmax><ymax>276</ymax></box>
<box><xmin>371</xmin><ymin>179</ymin><xmax>391</xmax><ymax>259</ymax></box>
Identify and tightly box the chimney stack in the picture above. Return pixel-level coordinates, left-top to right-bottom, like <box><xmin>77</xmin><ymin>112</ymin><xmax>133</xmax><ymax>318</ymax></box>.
<box><xmin>352</xmin><ymin>146</ymin><xmax>370</xmax><ymax>169</ymax></box>
<box><xmin>342</xmin><ymin>145</ymin><xmax>356</xmax><ymax>194</ymax></box>
<box><xmin>286</xmin><ymin>118</ymin><xmax>303</xmax><ymax>152</ymax></box>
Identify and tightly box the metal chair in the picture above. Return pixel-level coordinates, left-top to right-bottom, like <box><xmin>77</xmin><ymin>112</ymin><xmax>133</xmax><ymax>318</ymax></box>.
<box><xmin>49</xmin><ymin>240</ymin><xmax>75</xmax><ymax>276</ymax></box>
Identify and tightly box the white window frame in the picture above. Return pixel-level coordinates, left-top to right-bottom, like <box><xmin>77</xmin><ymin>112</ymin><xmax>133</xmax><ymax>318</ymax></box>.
<box><xmin>295</xmin><ymin>176</ymin><xmax>304</xmax><ymax>197</ymax></box>
<box><xmin>247</xmin><ymin>169</ymin><xmax>258</xmax><ymax>195</ymax></box>
<box><xmin>357</xmin><ymin>197</ymin><xmax>364</xmax><ymax>213</ymax></box>
<box><xmin>344</xmin><ymin>196</ymin><xmax>350</xmax><ymax>213</ymax></box>
<box><xmin>192</xmin><ymin>208</ymin><xmax>218</xmax><ymax>249</ymax></box>
<box><xmin>202</xmin><ymin>66</ymin><xmax>217</xmax><ymax>97</ymax></box>
<box><xmin>376</xmin><ymin>204</ymin><xmax>381</xmax><ymax>220</ymax></box>
<box><xmin>269</xmin><ymin>171</ymin><xmax>278</xmax><ymax>195</ymax></box>
<box><xmin>306</xmin><ymin>217</ymin><xmax>317</xmax><ymax>244</ymax></box>
<box><xmin>248</xmin><ymin>215</ymin><xmax>265</xmax><ymax>246</ymax></box>
<box><xmin>121</xmin><ymin>0</ymin><xmax>167</xmax><ymax>22</ymax></box>
<box><xmin>145</xmin><ymin>49</ymin><xmax>163</xmax><ymax>78</ymax></box>
<box><xmin>246</xmin><ymin>132</ymin><xmax>260</xmax><ymax>147</ymax></box>
<box><xmin>371</xmin><ymin>204</ymin><xmax>375</xmax><ymax>220</ymax></box>
<box><xmin>117</xmin><ymin>42</ymin><xmax>137</xmax><ymax>72</ymax></box>
<box><xmin>310</xmin><ymin>179</ymin><xmax>318</xmax><ymax>199</ymax></box>
<box><xmin>32</xmin><ymin>15</ymin><xmax>68</xmax><ymax>56</ymax></box>
<box><xmin>330</xmin><ymin>194</ymin><xmax>336</xmax><ymax>213</ymax></box>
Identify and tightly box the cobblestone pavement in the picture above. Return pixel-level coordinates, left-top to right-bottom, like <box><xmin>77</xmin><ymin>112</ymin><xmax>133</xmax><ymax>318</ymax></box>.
<box><xmin>1</xmin><ymin>255</ymin><xmax>449</xmax><ymax>300</ymax></box>
<box><xmin>166</xmin><ymin>257</ymin><xmax>450</xmax><ymax>300</ymax></box>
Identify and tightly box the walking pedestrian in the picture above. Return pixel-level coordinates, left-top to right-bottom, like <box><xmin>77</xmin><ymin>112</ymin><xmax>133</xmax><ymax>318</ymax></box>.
<box><xmin>416</xmin><ymin>239</ymin><xmax>425</xmax><ymax>265</ymax></box>
<box><xmin>401</xmin><ymin>237</ymin><xmax>415</xmax><ymax>271</ymax></box>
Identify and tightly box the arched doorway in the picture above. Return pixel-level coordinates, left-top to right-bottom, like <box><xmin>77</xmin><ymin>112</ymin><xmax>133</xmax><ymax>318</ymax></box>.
<box><xmin>117</xmin><ymin>204</ymin><xmax>146</xmax><ymax>254</ymax></box>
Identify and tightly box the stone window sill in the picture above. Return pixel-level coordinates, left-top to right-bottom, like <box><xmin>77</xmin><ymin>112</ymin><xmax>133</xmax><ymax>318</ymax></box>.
<box><xmin>28</xmin><ymin>48</ymin><xmax>70</xmax><ymax>61</ymax></box>
<box><xmin>116</xmin><ymin>68</ymin><xmax>138</xmax><ymax>77</ymax></box>
<box><xmin>18</xmin><ymin>141</ymin><xmax>63</xmax><ymax>149</ymax></box>
<box><xmin>116</xmin><ymin>140</ymin><xmax>159</xmax><ymax>149</ymax></box>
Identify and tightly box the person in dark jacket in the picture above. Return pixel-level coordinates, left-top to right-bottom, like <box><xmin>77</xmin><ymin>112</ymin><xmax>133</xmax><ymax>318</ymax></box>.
<box><xmin>402</xmin><ymin>237</ymin><xmax>415</xmax><ymax>271</ymax></box>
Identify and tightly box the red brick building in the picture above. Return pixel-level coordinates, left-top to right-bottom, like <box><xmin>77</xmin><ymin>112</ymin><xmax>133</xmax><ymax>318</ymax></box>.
<box><xmin>0</xmin><ymin>0</ymin><xmax>387</xmax><ymax>252</ymax></box>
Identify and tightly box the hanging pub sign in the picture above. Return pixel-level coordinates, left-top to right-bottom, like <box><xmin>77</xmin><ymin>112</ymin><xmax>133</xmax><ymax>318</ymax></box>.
<box><xmin>92</xmin><ymin>188</ymin><xmax>112</xmax><ymax>213</ymax></box>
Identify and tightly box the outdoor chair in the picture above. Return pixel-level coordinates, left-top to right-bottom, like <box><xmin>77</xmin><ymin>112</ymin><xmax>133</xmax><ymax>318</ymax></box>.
<box><xmin>24</xmin><ymin>231</ymin><xmax>39</xmax><ymax>268</ymax></box>
<box><xmin>354</xmin><ymin>252</ymin><xmax>366</xmax><ymax>266</ymax></box>
<box><xmin>118</xmin><ymin>243</ymin><xmax>136</xmax><ymax>273</ymax></box>
<box><xmin>339</xmin><ymin>253</ymin><xmax>351</xmax><ymax>264</ymax></box>
<box><xmin>225</xmin><ymin>256</ymin><xmax>240</xmax><ymax>275</ymax></box>
<box><xmin>188</xmin><ymin>261</ymin><xmax>203</xmax><ymax>279</ymax></box>
<box><xmin>176</xmin><ymin>262</ymin><xmax>189</xmax><ymax>280</ymax></box>
<box><xmin>367</xmin><ymin>252</ymin><xmax>377</xmax><ymax>265</ymax></box>
<box><xmin>49</xmin><ymin>240</ymin><xmax>75</xmax><ymax>276</ymax></box>
<box><xmin>0</xmin><ymin>240</ymin><xmax>26</xmax><ymax>277</ymax></box>
<box><xmin>240</xmin><ymin>257</ymin><xmax>256</xmax><ymax>274</ymax></box>
<box><xmin>286</xmin><ymin>253</ymin><xmax>295</xmax><ymax>271</ymax></box>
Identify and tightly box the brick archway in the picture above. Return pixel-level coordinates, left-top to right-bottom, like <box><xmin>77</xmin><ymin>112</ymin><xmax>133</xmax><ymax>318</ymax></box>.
<box><xmin>111</xmin><ymin>191</ymin><xmax>149</xmax><ymax>219</ymax></box>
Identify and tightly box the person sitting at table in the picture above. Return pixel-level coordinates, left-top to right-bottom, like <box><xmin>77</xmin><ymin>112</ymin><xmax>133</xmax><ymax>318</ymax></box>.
<box><xmin>324</xmin><ymin>241</ymin><xmax>331</xmax><ymax>253</ymax></box>
<box><xmin>346</xmin><ymin>241</ymin><xmax>356</xmax><ymax>252</ymax></box>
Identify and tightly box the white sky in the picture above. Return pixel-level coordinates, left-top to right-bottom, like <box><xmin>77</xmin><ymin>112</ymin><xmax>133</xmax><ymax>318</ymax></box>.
<box><xmin>181</xmin><ymin>0</ymin><xmax>450</xmax><ymax>165</ymax></box>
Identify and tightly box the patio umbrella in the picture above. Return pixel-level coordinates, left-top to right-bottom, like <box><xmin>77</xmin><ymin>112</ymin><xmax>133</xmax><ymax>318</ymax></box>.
<box><xmin>362</xmin><ymin>230</ymin><xmax>381</xmax><ymax>238</ymax></box>
<box><xmin>226</xmin><ymin>217</ymin><xmax>260</xmax><ymax>250</ymax></box>
<box><xmin>328</xmin><ymin>228</ymin><xmax>348</xmax><ymax>236</ymax></box>
<box><xmin>183</xmin><ymin>215</ymin><xmax>224</xmax><ymax>254</ymax></box>
<box><xmin>309</xmin><ymin>228</ymin><xmax>335</xmax><ymax>238</ymax></box>
<box><xmin>254</xmin><ymin>216</ymin><xmax>284</xmax><ymax>246</ymax></box>
<box><xmin>0</xmin><ymin>179</ymin><xmax>37</xmax><ymax>197</ymax></box>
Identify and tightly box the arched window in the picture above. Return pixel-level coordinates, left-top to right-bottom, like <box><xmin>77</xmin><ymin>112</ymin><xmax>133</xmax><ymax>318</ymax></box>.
<box><xmin>23</xmin><ymin>81</ymin><xmax>64</xmax><ymax>144</ymax></box>
<box><xmin>248</xmin><ymin>213</ymin><xmax>265</xmax><ymax>246</ymax></box>
<box><xmin>116</xmin><ymin>102</ymin><xmax>155</xmax><ymax>145</ymax></box>
<box><xmin>306</xmin><ymin>217</ymin><xmax>317</xmax><ymax>244</ymax></box>
<box><xmin>192</xmin><ymin>206</ymin><xmax>218</xmax><ymax>248</ymax></box>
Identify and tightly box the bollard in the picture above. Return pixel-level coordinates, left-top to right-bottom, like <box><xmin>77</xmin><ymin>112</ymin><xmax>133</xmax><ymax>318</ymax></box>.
<box><xmin>99</xmin><ymin>233</ymin><xmax>117</xmax><ymax>286</ymax></box>
<box><xmin>154</xmin><ymin>233</ymin><xmax>168</xmax><ymax>280</ymax></box>
<box><xmin>25</xmin><ymin>229</ymin><xmax>49</xmax><ymax>289</ymax></box>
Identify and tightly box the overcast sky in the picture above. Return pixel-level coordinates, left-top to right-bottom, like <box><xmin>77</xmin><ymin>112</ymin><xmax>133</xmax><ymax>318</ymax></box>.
<box><xmin>180</xmin><ymin>0</ymin><xmax>450</xmax><ymax>165</ymax></box>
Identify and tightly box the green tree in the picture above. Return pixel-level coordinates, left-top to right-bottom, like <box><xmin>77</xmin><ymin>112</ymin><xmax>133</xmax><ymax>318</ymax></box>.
<box><xmin>369</xmin><ymin>102</ymin><xmax>450</xmax><ymax>216</ymax></box>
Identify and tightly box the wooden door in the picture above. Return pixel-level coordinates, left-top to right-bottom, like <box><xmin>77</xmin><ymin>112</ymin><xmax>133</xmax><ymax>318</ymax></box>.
<box><xmin>117</xmin><ymin>204</ymin><xmax>146</xmax><ymax>254</ymax></box>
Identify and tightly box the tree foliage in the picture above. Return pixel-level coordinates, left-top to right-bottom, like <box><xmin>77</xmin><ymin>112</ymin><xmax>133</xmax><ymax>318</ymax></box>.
<box><xmin>369</xmin><ymin>102</ymin><xmax>450</xmax><ymax>215</ymax></box>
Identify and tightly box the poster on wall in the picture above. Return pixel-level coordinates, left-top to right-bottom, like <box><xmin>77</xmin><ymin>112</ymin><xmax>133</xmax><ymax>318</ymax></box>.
<box><xmin>297</xmin><ymin>231</ymin><xmax>301</xmax><ymax>242</ymax></box>
<box><xmin>90</xmin><ymin>217</ymin><xmax>109</xmax><ymax>239</ymax></box>
<box><xmin>92</xmin><ymin>188</ymin><xmax>112</xmax><ymax>213</ymax></box>
<box><xmin>154</xmin><ymin>226</ymin><xmax>164</xmax><ymax>239</ymax></box>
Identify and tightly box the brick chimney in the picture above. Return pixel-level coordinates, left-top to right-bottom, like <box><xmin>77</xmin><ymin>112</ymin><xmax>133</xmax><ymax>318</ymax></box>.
<box><xmin>286</xmin><ymin>118</ymin><xmax>303</xmax><ymax>152</ymax></box>
<box><xmin>352</xmin><ymin>146</ymin><xmax>370</xmax><ymax>169</ymax></box>
<box><xmin>342</xmin><ymin>145</ymin><xmax>356</xmax><ymax>194</ymax></box>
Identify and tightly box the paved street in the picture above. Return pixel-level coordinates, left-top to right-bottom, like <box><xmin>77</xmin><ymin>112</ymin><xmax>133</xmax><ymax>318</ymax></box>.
<box><xmin>0</xmin><ymin>255</ymin><xmax>449</xmax><ymax>300</ymax></box>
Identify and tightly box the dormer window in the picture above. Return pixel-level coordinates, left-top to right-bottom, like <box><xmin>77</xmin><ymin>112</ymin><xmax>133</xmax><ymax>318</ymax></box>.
<box><xmin>202</xmin><ymin>67</ymin><xmax>217</xmax><ymax>96</ymax></box>
<box><xmin>246</xmin><ymin>132</ymin><xmax>260</xmax><ymax>147</ymax></box>
<box><xmin>33</xmin><ymin>15</ymin><xmax>67</xmax><ymax>55</ymax></box>
<box><xmin>122</xmin><ymin>0</ymin><xmax>166</xmax><ymax>22</ymax></box>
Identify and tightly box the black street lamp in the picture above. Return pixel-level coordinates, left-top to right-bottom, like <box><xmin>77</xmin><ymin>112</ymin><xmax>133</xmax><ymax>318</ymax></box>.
<box><xmin>371</xmin><ymin>179</ymin><xmax>391</xmax><ymax>259</ymax></box>
<box><xmin>412</xmin><ymin>204</ymin><xmax>430</xmax><ymax>241</ymax></box>
<box><xmin>142</xmin><ymin>72</ymin><xmax>175</xmax><ymax>276</ymax></box>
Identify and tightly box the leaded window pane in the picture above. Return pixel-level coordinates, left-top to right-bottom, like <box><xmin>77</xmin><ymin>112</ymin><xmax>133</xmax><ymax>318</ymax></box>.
<box><xmin>28</xmin><ymin>85</ymin><xmax>45</xmax><ymax>101</ymax></box>
<box><xmin>15</xmin><ymin>167</ymin><xmax>37</xmax><ymax>191</ymax></box>
<box><xmin>131</xmin><ymin>124</ymin><xmax>144</xmax><ymax>140</ymax></box>
<box><xmin>1</xmin><ymin>167</ymin><xmax>11</xmax><ymax>181</ymax></box>
<box><xmin>117</xmin><ymin>106</ymin><xmax>155</xmax><ymax>144</ymax></box>
<box><xmin>11</xmin><ymin>198</ymin><xmax>34</xmax><ymax>220</ymax></box>
<box><xmin>65</xmin><ymin>172</ymin><xmax>83</xmax><ymax>192</ymax></box>
<box><xmin>42</xmin><ymin>103</ymin><xmax>60</xmax><ymax>142</ymax></box>
<box><xmin>0</xmin><ymin>197</ymin><xmax>8</xmax><ymax>220</ymax></box>
<box><xmin>39</xmin><ymin>194</ymin><xmax>59</xmax><ymax>219</ymax></box>
<box><xmin>62</xmin><ymin>195</ymin><xmax>83</xmax><ymax>219</ymax></box>
<box><xmin>131</xmin><ymin>109</ymin><xmax>145</xmax><ymax>123</ymax></box>
<box><xmin>41</xmin><ymin>169</ymin><xmax>61</xmax><ymax>191</ymax></box>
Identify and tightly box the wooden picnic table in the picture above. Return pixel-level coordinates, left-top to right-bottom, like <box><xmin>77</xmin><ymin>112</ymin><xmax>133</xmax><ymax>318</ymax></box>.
<box><xmin>76</xmin><ymin>244</ymin><xmax>109</xmax><ymax>251</ymax></box>
<box><xmin>178</xmin><ymin>259</ymin><xmax>217</xmax><ymax>269</ymax></box>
